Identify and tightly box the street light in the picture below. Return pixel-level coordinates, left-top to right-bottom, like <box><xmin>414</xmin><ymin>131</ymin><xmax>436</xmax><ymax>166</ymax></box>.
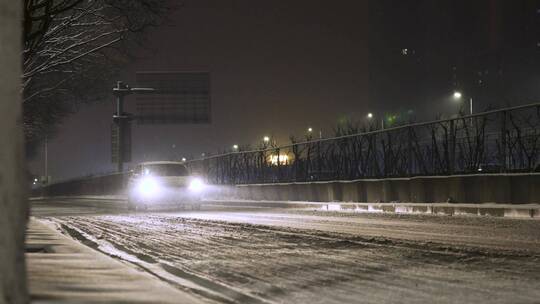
<box><xmin>263</xmin><ymin>136</ymin><xmax>270</xmax><ymax>143</ymax></box>
<box><xmin>453</xmin><ymin>91</ymin><xmax>473</xmax><ymax>115</ymax></box>
<box><xmin>181</xmin><ymin>157</ymin><xmax>187</xmax><ymax>162</ymax></box>
<box><xmin>307</xmin><ymin>127</ymin><xmax>322</xmax><ymax>139</ymax></box>
<box><xmin>366</xmin><ymin>112</ymin><xmax>384</xmax><ymax>129</ymax></box>
<box><xmin>232</xmin><ymin>144</ymin><xmax>239</xmax><ymax>150</ymax></box>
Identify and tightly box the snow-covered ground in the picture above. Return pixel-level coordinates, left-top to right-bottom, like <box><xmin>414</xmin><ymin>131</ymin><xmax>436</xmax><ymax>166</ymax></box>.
<box><xmin>33</xmin><ymin>200</ymin><xmax>540</xmax><ymax>304</ymax></box>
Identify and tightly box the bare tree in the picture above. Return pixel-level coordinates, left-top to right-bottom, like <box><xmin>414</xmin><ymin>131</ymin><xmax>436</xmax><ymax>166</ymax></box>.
<box><xmin>22</xmin><ymin>0</ymin><xmax>171</xmax><ymax>148</ymax></box>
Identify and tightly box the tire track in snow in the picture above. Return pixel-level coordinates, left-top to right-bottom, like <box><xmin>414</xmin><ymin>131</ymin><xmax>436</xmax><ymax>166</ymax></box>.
<box><xmin>52</xmin><ymin>214</ymin><xmax>540</xmax><ymax>304</ymax></box>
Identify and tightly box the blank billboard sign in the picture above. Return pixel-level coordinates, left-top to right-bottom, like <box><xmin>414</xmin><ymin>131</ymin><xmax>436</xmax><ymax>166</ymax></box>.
<box><xmin>135</xmin><ymin>72</ymin><xmax>211</xmax><ymax>124</ymax></box>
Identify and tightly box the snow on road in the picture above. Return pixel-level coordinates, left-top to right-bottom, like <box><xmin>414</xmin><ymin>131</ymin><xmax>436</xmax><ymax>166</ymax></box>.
<box><xmin>47</xmin><ymin>209</ymin><xmax>540</xmax><ymax>304</ymax></box>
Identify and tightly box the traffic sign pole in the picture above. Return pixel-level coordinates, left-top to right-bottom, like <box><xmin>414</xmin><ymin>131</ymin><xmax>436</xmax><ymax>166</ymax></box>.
<box><xmin>112</xmin><ymin>81</ymin><xmax>155</xmax><ymax>173</ymax></box>
<box><xmin>113</xmin><ymin>81</ymin><xmax>127</xmax><ymax>172</ymax></box>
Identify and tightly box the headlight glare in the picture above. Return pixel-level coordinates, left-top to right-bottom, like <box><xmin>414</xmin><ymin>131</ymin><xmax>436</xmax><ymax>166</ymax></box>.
<box><xmin>137</xmin><ymin>177</ymin><xmax>160</xmax><ymax>197</ymax></box>
<box><xmin>188</xmin><ymin>178</ymin><xmax>205</xmax><ymax>193</ymax></box>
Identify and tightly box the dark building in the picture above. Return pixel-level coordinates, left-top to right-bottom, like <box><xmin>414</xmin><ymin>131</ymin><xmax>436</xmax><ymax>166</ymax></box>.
<box><xmin>368</xmin><ymin>0</ymin><xmax>540</xmax><ymax>121</ymax></box>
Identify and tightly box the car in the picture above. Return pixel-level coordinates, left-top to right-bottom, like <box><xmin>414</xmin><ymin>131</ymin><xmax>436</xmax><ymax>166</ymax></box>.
<box><xmin>127</xmin><ymin>161</ymin><xmax>205</xmax><ymax>211</ymax></box>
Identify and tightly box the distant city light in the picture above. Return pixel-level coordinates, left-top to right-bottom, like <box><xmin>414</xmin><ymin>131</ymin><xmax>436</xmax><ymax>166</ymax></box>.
<box><xmin>263</xmin><ymin>136</ymin><xmax>270</xmax><ymax>142</ymax></box>
<box><xmin>307</xmin><ymin>127</ymin><xmax>313</xmax><ymax>132</ymax></box>
<box><xmin>269</xmin><ymin>154</ymin><xmax>289</xmax><ymax>165</ymax></box>
<box><xmin>181</xmin><ymin>157</ymin><xmax>187</xmax><ymax>162</ymax></box>
<box><xmin>453</xmin><ymin>91</ymin><xmax>462</xmax><ymax>99</ymax></box>
<box><xmin>232</xmin><ymin>144</ymin><xmax>239</xmax><ymax>150</ymax></box>
<box><xmin>367</xmin><ymin>113</ymin><xmax>373</xmax><ymax>119</ymax></box>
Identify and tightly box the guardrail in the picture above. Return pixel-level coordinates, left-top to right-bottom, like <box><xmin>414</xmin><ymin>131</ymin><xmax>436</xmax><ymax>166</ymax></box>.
<box><xmin>188</xmin><ymin>103</ymin><xmax>540</xmax><ymax>184</ymax></box>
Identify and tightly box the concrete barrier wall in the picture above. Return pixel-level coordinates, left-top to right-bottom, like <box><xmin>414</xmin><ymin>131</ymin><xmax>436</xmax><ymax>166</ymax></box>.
<box><xmin>33</xmin><ymin>173</ymin><xmax>127</xmax><ymax>197</ymax></box>
<box><xmin>34</xmin><ymin>173</ymin><xmax>540</xmax><ymax>204</ymax></box>
<box><xmin>209</xmin><ymin>174</ymin><xmax>540</xmax><ymax>204</ymax></box>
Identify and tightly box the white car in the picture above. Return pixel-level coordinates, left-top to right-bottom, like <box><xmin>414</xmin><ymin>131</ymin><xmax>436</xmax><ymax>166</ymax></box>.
<box><xmin>127</xmin><ymin>161</ymin><xmax>205</xmax><ymax>211</ymax></box>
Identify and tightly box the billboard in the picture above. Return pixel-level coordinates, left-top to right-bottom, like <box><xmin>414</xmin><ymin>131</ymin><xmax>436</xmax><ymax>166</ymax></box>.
<box><xmin>135</xmin><ymin>72</ymin><xmax>211</xmax><ymax>124</ymax></box>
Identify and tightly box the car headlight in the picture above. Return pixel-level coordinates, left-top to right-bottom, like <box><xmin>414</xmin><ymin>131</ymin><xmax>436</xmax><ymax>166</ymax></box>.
<box><xmin>137</xmin><ymin>176</ymin><xmax>160</xmax><ymax>197</ymax></box>
<box><xmin>188</xmin><ymin>178</ymin><xmax>205</xmax><ymax>193</ymax></box>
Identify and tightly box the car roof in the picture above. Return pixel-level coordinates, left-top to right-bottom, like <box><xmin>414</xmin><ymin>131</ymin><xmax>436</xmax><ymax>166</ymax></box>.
<box><xmin>138</xmin><ymin>161</ymin><xmax>186</xmax><ymax>166</ymax></box>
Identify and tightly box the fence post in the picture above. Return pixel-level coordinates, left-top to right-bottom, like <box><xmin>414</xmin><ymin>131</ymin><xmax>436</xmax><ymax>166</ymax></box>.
<box><xmin>203</xmin><ymin>158</ymin><xmax>210</xmax><ymax>183</ymax></box>
<box><xmin>227</xmin><ymin>154</ymin><xmax>232</xmax><ymax>184</ymax></box>
<box><xmin>500</xmin><ymin>110</ymin><xmax>507</xmax><ymax>173</ymax></box>
<box><xmin>449</xmin><ymin>119</ymin><xmax>456</xmax><ymax>174</ymax></box>
<box><xmin>317</xmin><ymin>141</ymin><xmax>322</xmax><ymax>177</ymax></box>
<box><xmin>407</xmin><ymin>126</ymin><xmax>413</xmax><ymax>176</ymax></box>
<box><xmin>260</xmin><ymin>150</ymin><xmax>266</xmax><ymax>183</ymax></box>
<box><xmin>383</xmin><ymin>132</ymin><xmax>391</xmax><ymax>177</ymax></box>
<box><xmin>371</xmin><ymin>133</ymin><xmax>379</xmax><ymax>177</ymax></box>
<box><xmin>244</xmin><ymin>153</ymin><xmax>250</xmax><ymax>184</ymax></box>
<box><xmin>276</xmin><ymin>147</ymin><xmax>281</xmax><ymax>182</ymax></box>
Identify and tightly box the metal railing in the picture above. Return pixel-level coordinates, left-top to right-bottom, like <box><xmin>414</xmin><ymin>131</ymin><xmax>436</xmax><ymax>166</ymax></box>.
<box><xmin>187</xmin><ymin>103</ymin><xmax>540</xmax><ymax>184</ymax></box>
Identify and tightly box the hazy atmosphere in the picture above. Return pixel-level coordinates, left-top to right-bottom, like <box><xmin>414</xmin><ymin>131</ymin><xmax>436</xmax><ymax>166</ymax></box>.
<box><xmin>2</xmin><ymin>1</ymin><xmax>539</xmax><ymax>303</ymax></box>
<box><xmin>29</xmin><ymin>0</ymin><xmax>540</xmax><ymax>181</ymax></box>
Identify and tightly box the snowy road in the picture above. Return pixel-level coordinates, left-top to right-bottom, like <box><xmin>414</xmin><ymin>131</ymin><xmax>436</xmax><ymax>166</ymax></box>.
<box><xmin>32</xmin><ymin>199</ymin><xmax>540</xmax><ymax>303</ymax></box>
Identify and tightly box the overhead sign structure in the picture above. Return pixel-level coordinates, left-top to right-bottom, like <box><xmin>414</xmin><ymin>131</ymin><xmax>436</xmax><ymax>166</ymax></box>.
<box><xmin>111</xmin><ymin>119</ymin><xmax>131</xmax><ymax>163</ymax></box>
<box><xmin>135</xmin><ymin>72</ymin><xmax>211</xmax><ymax>124</ymax></box>
<box><xmin>110</xmin><ymin>72</ymin><xmax>211</xmax><ymax>172</ymax></box>
<box><xmin>111</xmin><ymin>81</ymin><xmax>154</xmax><ymax>172</ymax></box>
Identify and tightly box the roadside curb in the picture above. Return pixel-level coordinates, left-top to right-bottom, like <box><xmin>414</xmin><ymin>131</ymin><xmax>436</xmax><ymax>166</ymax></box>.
<box><xmin>30</xmin><ymin>195</ymin><xmax>125</xmax><ymax>201</ymax></box>
<box><xmin>204</xmin><ymin>199</ymin><xmax>540</xmax><ymax>219</ymax></box>
<box><xmin>31</xmin><ymin>196</ymin><xmax>540</xmax><ymax>219</ymax></box>
<box><xmin>26</xmin><ymin>218</ymin><xmax>204</xmax><ymax>303</ymax></box>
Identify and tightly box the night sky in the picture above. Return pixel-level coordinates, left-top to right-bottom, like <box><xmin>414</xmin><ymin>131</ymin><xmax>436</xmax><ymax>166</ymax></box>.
<box><xmin>28</xmin><ymin>0</ymin><xmax>540</xmax><ymax>181</ymax></box>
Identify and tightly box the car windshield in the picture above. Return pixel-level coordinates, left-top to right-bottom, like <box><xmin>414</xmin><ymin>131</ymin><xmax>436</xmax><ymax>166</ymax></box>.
<box><xmin>142</xmin><ymin>164</ymin><xmax>189</xmax><ymax>177</ymax></box>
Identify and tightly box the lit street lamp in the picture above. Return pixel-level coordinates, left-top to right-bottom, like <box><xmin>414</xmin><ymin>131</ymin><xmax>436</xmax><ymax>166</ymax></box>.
<box><xmin>263</xmin><ymin>136</ymin><xmax>270</xmax><ymax>143</ymax></box>
<box><xmin>453</xmin><ymin>91</ymin><xmax>473</xmax><ymax>115</ymax></box>
<box><xmin>307</xmin><ymin>127</ymin><xmax>322</xmax><ymax>139</ymax></box>
<box><xmin>181</xmin><ymin>157</ymin><xmax>187</xmax><ymax>162</ymax></box>
<box><xmin>367</xmin><ymin>112</ymin><xmax>384</xmax><ymax>129</ymax></box>
<box><xmin>232</xmin><ymin>144</ymin><xmax>239</xmax><ymax>151</ymax></box>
